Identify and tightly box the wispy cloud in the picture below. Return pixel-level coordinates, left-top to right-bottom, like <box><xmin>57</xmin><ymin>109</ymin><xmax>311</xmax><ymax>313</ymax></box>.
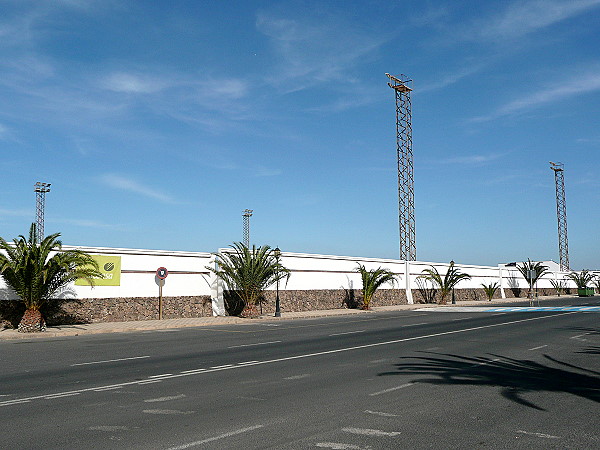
<box><xmin>0</xmin><ymin>208</ymin><xmax>32</xmax><ymax>218</ymax></box>
<box><xmin>102</xmin><ymin>72</ymin><xmax>168</xmax><ymax>94</ymax></box>
<box><xmin>422</xmin><ymin>153</ymin><xmax>506</xmax><ymax>167</ymax></box>
<box><xmin>256</xmin><ymin>10</ymin><xmax>386</xmax><ymax>93</ymax></box>
<box><xmin>472</xmin><ymin>70</ymin><xmax>600</xmax><ymax>122</ymax></box>
<box><xmin>471</xmin><ymin>0</ymin><xmax>600</xmax><ymax>42</ymax></box>
<box><xmin>98</xmin><ymin>174</ymin><xmax>176</xmax><ymax>203</ymax></box>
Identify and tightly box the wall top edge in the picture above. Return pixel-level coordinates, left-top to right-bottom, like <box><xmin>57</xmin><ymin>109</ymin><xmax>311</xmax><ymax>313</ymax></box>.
<box><xmin>61</xmin><ymin>245</ymin><xmax>213</xmax><ymax>258</ymax></box>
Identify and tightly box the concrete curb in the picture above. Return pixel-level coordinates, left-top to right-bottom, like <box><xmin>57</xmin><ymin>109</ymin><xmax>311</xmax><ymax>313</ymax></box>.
<box><xmin>0</xmin><ymin>295</ymin><xmax>579</xmax><ymax>340</ymax></box>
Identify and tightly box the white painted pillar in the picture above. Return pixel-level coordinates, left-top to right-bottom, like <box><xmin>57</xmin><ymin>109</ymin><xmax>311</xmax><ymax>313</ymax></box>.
<box><xmin>209</xmin><ymin>254</ymin><xmax>226</xmax><ymax>316</ymax></box>
<box><xmin>498</xmin><ymin>265</ymin><xmax>506</xmax><ymax>299</ymax></box>
<box><xmin>405</xmin><ymin>260</ymin><xmax>414</xmax><ymax>304</ymax></box>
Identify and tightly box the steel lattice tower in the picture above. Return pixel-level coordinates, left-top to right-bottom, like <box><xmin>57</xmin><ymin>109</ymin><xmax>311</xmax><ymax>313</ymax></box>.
<box><xmin>34</xmin><ymin>182</ymin><xmax>51</xmax><ymax>241</ymax></box>
<box><xmin>242</xmin><ymin>209</ymin><xmax>253</xmax><ymax>247</ymax></box>
<box><xmin>386</xmin><ymin>73</ymin><xmax>416</xmax><ymax>261</ymax></box>
<box><xmin>549</xmin><ymin>162</ymin><xmax>569</xmax><ymax>271</ymax></box>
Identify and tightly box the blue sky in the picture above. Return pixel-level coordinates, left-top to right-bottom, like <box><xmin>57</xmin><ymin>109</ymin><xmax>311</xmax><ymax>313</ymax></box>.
<box><xmin>1</xmin><ymin>0</ymin><xmax>599</xmax><ymax>269</ymax></box>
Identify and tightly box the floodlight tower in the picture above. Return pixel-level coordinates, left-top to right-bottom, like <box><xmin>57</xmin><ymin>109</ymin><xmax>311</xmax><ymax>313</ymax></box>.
<box><xmin>549</xmin><ymin>162</ymin><xmax>569</xmax><ymax>271</ymax></box>
<box><xmin>242</xmin><ymin>209</ymin><xmax>253</xmax><ymax>247</ymax></box>
<box><xmin>34</xmin><ymin>182</ymin><xmax>51</xmax><ymax>241</ymax></box>
<box><xmin>386</xmin><ymin>73</ymin><xmax>416</xmax><ymax>261</ymax></box>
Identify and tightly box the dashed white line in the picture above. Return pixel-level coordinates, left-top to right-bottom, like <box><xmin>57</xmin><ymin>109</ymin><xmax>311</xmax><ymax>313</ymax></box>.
<box><xmin>148</xmin><ymin>373</ymin><xmax>173</xmax><ymax>378</ymax></box>
<box><xmin>210</xmin><ymin>364</ymin><xmax>234</xmax><ymax>369</ymax></box>
<box><xmin>329</xmin><ymin>330</ymin><xmax>365</xmax><ymax>337</ymax></box>
<box><xmin>71</xmin><ymin>355</ymin><xmax>150</xmax><ymax>366</ymax></box>
<box><xmin>315</xmin><ymin>443</ymin><xmax>365</xmax><ymax>449</ymax></box>
<box><xmin>92</xmin><ymin>386</ymin><xmax>123</xmax><ymax>392</ymax></box>
<box><xmin>143</xmin><ymin>409</ymin><xmax>194</xmax><ymax>415</ymax></box>
<box><xmin>342</xmin><ymin>427</ymin><xmax>401</xmax><ymax>437</ymax></box>
<box><xmin>570</xmin><ymin>333</ymin><xmax>590</xmax><ymax>341</ymax></box>
<box><xmin>0</xmin><ymin>312</ymin><xmax>576</xmax><ymax>408</ymax></box>
<box><xmin>228</xmin><ymin>341</ymin><xmax>281</xmax><ymax>349</ymax></box>
<box><xmin>238</xmin><ymin>360</ymin><xmax>259</xmax><ymax>365</ymax></box>
<box><xmin>284</xmin><ymin>374</ymin><xmax>311</xmax><ymax>380</ymax></box>
<box><xmin>516</xmin><ymin>430</ymin><xmax>560</xmax><ymax>439</ymax></box>
<box><xmin>166</xmin><ymin>424</ymin><xmax>264</xmax><ymax>449</ymax></box>
<box><xmin>469</xmin><ymin>358</ymin><xmax>501</xmax><ymax>368</ymax></box>
<box><xmin>452</xmin><ymin>317</ymin><xmax>469</xmax><ymax>321</ymax></box>
<box><xmin>528</xmin><ymin>345</ymin><xmax>548</xmax><ymax>351</ymax></box>
<box><xmin>364</xmin><ymin>410</ymin><xmax>400</xmax><ymax>417</ymax></box>
<box><xmin>144</xmin><ymin>394</ymin><xmax>186</xmax><ymax>403</ymax></box>
<box><xmin>369</xmin><ymin>383</ymin><xmax>414</xmax><ymax>396</ymax></box>
<box><xmin>402</xmin><ymin>322</ymin><xmax>428</xmax><ymax>327</ymax></box>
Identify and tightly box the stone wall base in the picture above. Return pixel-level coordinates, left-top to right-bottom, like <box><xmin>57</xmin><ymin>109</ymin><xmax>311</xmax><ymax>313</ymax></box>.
<box><xmin>0</xmin><ymin>287</ymin><xmax>569</xmax><ymax>326</ymax></box>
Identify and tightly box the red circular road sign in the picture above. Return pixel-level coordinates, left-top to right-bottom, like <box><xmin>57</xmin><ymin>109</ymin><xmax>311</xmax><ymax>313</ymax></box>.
<box><xmin>156</xmin><ymin>267</ymin><xmax>168</xmax><ymax>280</ymax></box>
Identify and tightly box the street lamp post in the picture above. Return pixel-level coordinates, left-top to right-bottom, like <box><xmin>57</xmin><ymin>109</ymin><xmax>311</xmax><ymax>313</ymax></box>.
<box><xmin>450</xmin><ymin>260</ymin><xmax>456</xmax><ymax>304</ymax></box>
<box><xmin>274</xmin><ymin>247</ymin><xmax>281</xmax><ymax>317</ymax></box>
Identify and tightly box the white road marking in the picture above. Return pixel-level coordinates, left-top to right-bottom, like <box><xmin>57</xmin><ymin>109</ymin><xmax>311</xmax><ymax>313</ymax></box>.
<box><xmin>528</xmin><ymin>345</ymin><xmax>548</xmax><ymax>351</ymax></box>
<box><xmin>329</xmin><ymin>330</ymin><xmax>365</xmax><ymax>337</ymax></box>
<box><xmin>570</xmin><ymin>333</ymin><xmax>590</xmax><ymax>341</ymax></box>
<box><xmin>144</xmin><ymin>394</ymin><xmax>186</xmax><ymax>403</ymax></box>
<box><xmin>238</xmin><ymin>360</ymin><xmax>259</xmax><ymax>365</ymax></box>
<box><xmin>89</xmin><ymin>426</ymin><xmax>131</xmax><ymax>431</ymax></box>
<box><xmin>315</xmin><ymin>443</ymin><xmax>368</xmax><ymax>449</ymax></box>
<box><xmin>228</xmin><ymin>341</ymin><xmax>281</xmax><ymax>349</ymax></box>
<box><xmin>93</xmin><ymin>386</ymin><xmax>123</xmax><ymax>392</ymax></box>
<box><xmin>401</xmin><ymin>322</ymin><xmax>428</xmax><ymax>327</ymax></box>
<box><xmin>452</xmin><ymin>317</ymin><xmax>469</xmax><ymax>321</ymax></box>
<box><xmin>210</xmin><ymin>364</ymin><xmax>234</xmax><ymax>369</ymax></box>
<box><xmin>284</xmin><ymin>374</ymin><xmax>311</xmax><ymax>380</ymax></box>
<box><xmin>342</xmin><ymin>427</ymin><xmax>401</xmax><ymax>437</ymax></box>
<box><xmin>469</xmin><ymin>358</ymin><xmax>501</xmax><ymax>368</ymax></box>
<box><xmin>364</xmin><ymin>410</ymin><xmax>400</xmax><ymax>417</ymax></box>
<box><xmin>180</xmin><ymin>369</ymin><xmax>207</xmax><ymax>374</ymax></box>
<box><xmin>0</xmin><ymin>312</ymin><xmax>577</xmax><ymax>408</ymax></box>
<box><xmin>0</xmin><ymin>400</ymin><xmax>31</xmax><ymax>407</ymax></box>
<box><xmin>142</xmin><ymin>409</ymin><xmax>194</xmax><ymax>415</ymax></box>
<box><xmin>369</xmin><ymin>383</ymin><xmax>414</xmax><ymax>396</ymax></box>
<box><xmin>43</xmin><ymin>392</ymin><xmax>81</xmax><ymax>399</ymax></box>
<box><xmin>148</xmin><ymin>373</ymin><xmax>173</xmax><ymax>378</ymax></box>
<box><xmin>71</xmin><ymin>355</ymin><xmax>150</xmax><ymax>366</ymax></box>
<box><xmin>166</xmin><ymin>424</ymin><xmax>264</xmax><ymax>449</ymax></box>
<box><xmin>516</xmin><ymin>430</ymin><xmax>560</xmax><ymax>439</ymax></box>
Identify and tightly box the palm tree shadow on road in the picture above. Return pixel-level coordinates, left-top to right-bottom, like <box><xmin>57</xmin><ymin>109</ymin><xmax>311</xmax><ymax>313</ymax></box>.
<box><xmin>378</xmin><ymin>352</ymin><xmax>600</xmax><ymax>411</ymax></box>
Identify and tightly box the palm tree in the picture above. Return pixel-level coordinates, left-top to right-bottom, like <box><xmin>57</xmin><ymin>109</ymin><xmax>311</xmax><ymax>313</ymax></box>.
<box><xmin>207</xmin><ymin>243</ymin><xmax>290</xmax><ymax>318</ymax></box>
<box><xmin>593</xmin><ymin>276</ymin><xmax>600</xmax><ymax>294</ymax></box>
<box><xmin>549</xmin><ymin>279</ymin><xmax>566</xmax><ymax>296</ymax></box>
<box><xmin>0</xmin><ymin>224</ymin><xmax>103</xmax><ymax>332</ymax></box>
<box><xmin>355</xmin><ymin>264</ymin><xmax>396</xmax><ymax>310</ymax></box>
<box><xmin>567</xmin><ymin>270</ymin><xmax>595</xmax><ymax>290</ymax></box>
<box><xmin>481</xmin><ymin>281</ymin><xmax>500</xmax><ymax>301</ymax></box>
<box><xmin>419</xmin><ymin>261</ymin><xmax>471</xmax><ymax>305</ymax></box>
<box><xmin>517</xmin><ymin>259</ymin><xmax>549</xmax><ymax>299</ymax></box>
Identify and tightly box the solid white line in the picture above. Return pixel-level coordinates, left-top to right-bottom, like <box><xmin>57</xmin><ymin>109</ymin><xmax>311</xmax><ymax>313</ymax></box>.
<box><xmin>210</xmin><ymin>364</ymin><xmax>234</xmax><ymax>369</ymax></box>
<box><xmin>570</xmin><ymin>333</ymin><xmax>589</xmax><ymax>340</ymax></box>
<box><xmin>180</xmin><ymin>369</ymin><xmax>207</xmax><ymax>374</ymax></box>
<box><xmin>44</xmin><ymin>392</ymin><xmax>81</xmax><ymax>399</ymax></box>
<box><xmin>516</xmin><ymin>430</ymin><xmax>560</xmax><ymax>439</ymax></box>
<box><xmin>228</xmin><ymin>341</ymin><xmax>282</xmax><ymax>349</ymax></box>
<box><xmin>402</xmin><ymin>322</ymin><xmax>428</xmax><ymax>327</ymax></box>
<box><xmin>238</xmin><ymin>360</ymin><xmax>260</xmax><ymax>365</ymax></box>
<box><xmin>0</xmin><ymin>400</ymin><xmax>31</xmax><ymax>407</ymax></box>
<box><xmin>0</xmin><ymin>311</ymin><xmax>577</xmax><ymax>407</ymax></box>
<box><xmin>71</xmin><ymin>355</ymin><xmax>150</xmax><ymax>366</ymax></box>
<box><xmin>166</xmin><ymin>424</ymin><xmax>264</xmax><ymax>449</ymax></box>
<box><xmin>528</xmin><ymin>345</ymin><xmax>548</xmax><ymax>351</ymax></box>
<box><xmin>315</xmin><ymin>443</ymin><xmax>363</xmax><ymax>449</ymax></box>
<box><xmin>329</xmin><ymin>330</ymin><xmax>365</xmax><ymax>337</ymax></box>
<box><xmin>92</xmin><ymin>386</ymin><xmax>123</xmax><ymax>392</ymax></box>
<box><xmin>369</xmin><ymin>383</ymin><xmax>414</xmax><ymax>396</ymax></box>
<box><xmin>342</xmin><ymin>427</ymin><xmax>401</xmax><ymax>437</ymax></box>
<box><xmin>148</xmin><ymin>374</ymin><xmax>173</xmax><ymax>378</ymax></box>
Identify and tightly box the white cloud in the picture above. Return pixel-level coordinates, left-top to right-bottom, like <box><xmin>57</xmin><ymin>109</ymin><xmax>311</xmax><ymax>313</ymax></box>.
<box><xmin>0</xmin><ymin>207</ymin><xmax>32</xmax><ymax>218</ymax></box>
<box><xmin>102</xmin><ymin>72</ymin><xmax>168</xmax><ymax>94</ymax></box>
<box><xmin>256</xmin><ymin>11</ymin><xmax>385</xmax><ymax>92</ymax></box>
<box><xmin>473</xmin><ymin>70</ymin><xmax>600</xmax><ymax>122</ymax></box>
<box><xmin>478</xmin><ymin>0</ymin><xmax>600</xmax><ymax>41</ymax></box>
<box><xmin>99</xmin><ymin>174</ymin><xmax>176</xmax><ymax>204</ymax></box>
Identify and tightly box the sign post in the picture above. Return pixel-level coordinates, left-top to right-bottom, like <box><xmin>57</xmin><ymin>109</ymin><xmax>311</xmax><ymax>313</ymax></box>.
<box><xmin>156</xmin><ymin>267</ymin><xmax>168</xmax><ymax>320</ymax></box>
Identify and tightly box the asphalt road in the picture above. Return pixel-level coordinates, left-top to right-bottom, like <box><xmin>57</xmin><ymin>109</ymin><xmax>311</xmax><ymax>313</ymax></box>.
<box><xmin>0</xmin><ymin>297</ymin><xmax>598</xmax><ymax>449</ymax></box>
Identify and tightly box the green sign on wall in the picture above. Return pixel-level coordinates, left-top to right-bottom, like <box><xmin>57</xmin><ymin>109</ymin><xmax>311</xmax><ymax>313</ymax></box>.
<box><xmin>75</xmin><ymin>255</ymin><xmax>121</xmax><ymax>286</ymax></box>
